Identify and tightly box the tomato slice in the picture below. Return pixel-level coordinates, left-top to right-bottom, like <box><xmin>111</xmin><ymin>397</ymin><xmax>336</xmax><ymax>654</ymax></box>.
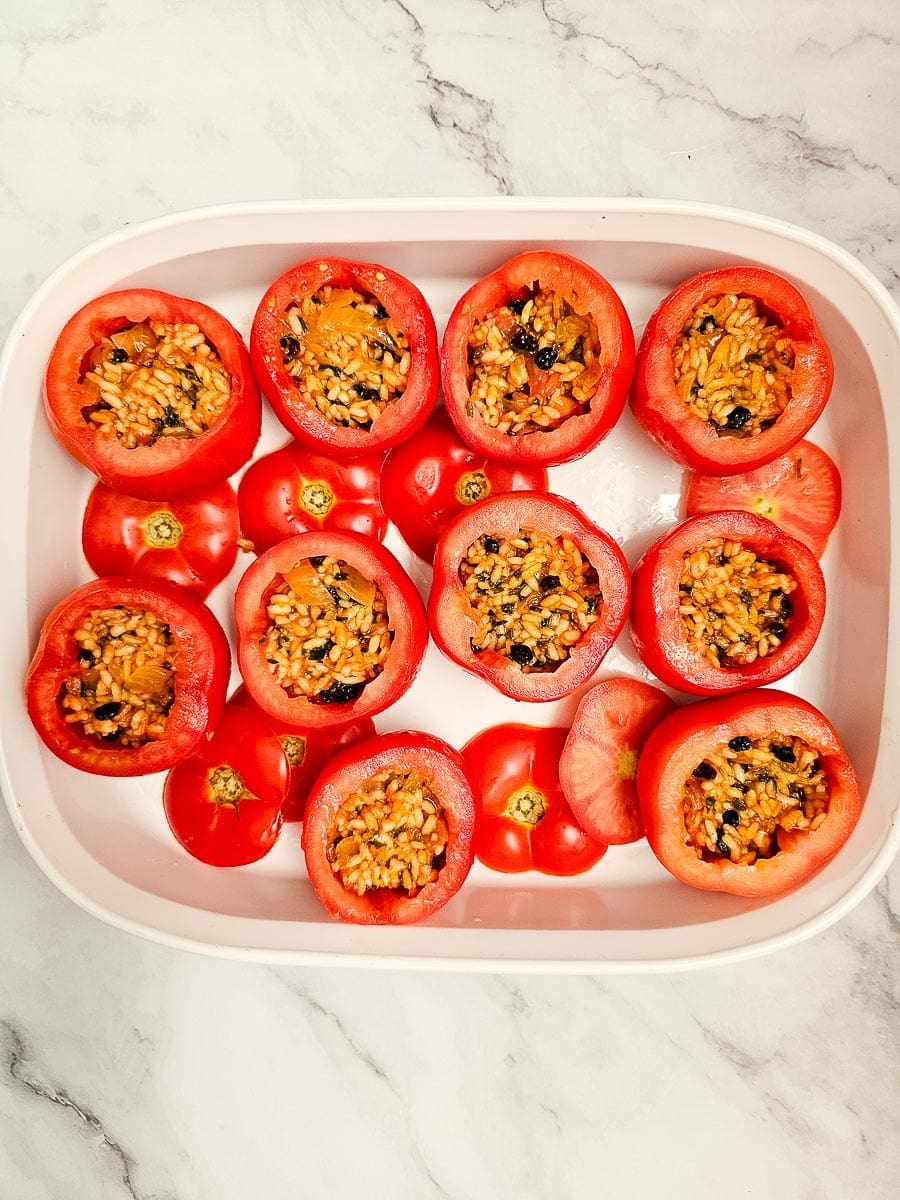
<box><xmin>684</xmin><ymin>439</ymin><xmax>841</xmax><ymax>558</ymax></box>
<box><xmin>250</xmin><ymin>257</ymin><xmax>438</xmax><ymax>457</ymax></box>
<box><xmin>234</xmin><ymin>530</ymin><xmax>427</xmax><ymax>729</ymax></box>
<box><xmin>230</xmin><ymin>685</ymin><xmax>374</xmax><ymax>821</ymax></box>
<box><xmin>45</xmin><ymin>288</ymin><xmax>261</xmax><ymax>499</ymax></box>
<box><xmin>302</xmin><ymin>731</ymin><xmax>479</xmax><ymax>924</ymax></box>
<box><xmin>82</xmin><ymin>479</ymin><xmax>239</xmax><ymax>600</ymax></box>
<box><xmin>163</xmin><ymin>704</ymin><xmax>288</xmax><ymax>866</ymax></box>
<box><xmin>559</xmin><ymin>677</ymin><xmax>676</xmax><ymax>844</ymax></box>
<box><xmin>381</xmin><ymin>408</ymin><xmax>548</xmax><ymax>561</ymax></box>
<box><xmin>630</xmin><ymin>510</ymin><xmax>826</xmax><ymax>696</ymax></box>
<box><xmin>441</xmin><ymin>251</ymin><xmax>635</xmax><ymax>466</ymax></box>
<box><xmin>637</xmin><ymin>689</ymin><xmax>861</xmax><ymax>896</ymax></box>
<box><xmin>25</xmin><ymin>577</ymin><xmax>230</xmax><ymax>777</ymax></box>
<box><xmin>428</xmin><ymin>491</ymin><xmax>630</xmax><ymax>702</ymax></box>
<box><xmin>631</xmin><ymin>266</ymin><xmax>833</xmax><ymax>475</ymax></box>
<box><xmin>462</xmin><ymin>724</ymin><xmax>607</xmax><ymax>875</ymax></box>
<box><xmin>237</xmin><ymin>440</ymin><xmax>387</xmax><ymax>554</ymax></box>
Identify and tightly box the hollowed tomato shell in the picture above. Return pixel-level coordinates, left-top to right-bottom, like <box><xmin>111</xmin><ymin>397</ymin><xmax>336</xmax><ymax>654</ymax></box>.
<box><xmin>302</xmin><ymin>731</ymin><xmax>479</xmax><ymax>924</ymax></box>
<box><xmin>234</xmin><ymin>531</ymin><xmax>428</xmax><ymax>729</ymax></box>
<box><xmin>250</xmin><ymin>257</ymin><xmax>439</xmax><ymax>457</ymax></box>
<box><xmin>637</xmin><ymin>690</ymin><xmax>861</xmax><ymax>897</ymax></box>
<box><xmin>630</xmin><ymin>510</ymin><xmax>826</xmax><ymax>696</ymax></box>
<box><xmin>631</xmin><ymin>265</ymin><xmax>833</xmax><ymax>475</ymax></box>
<box><xmin>45</xmin><ymin>289</ymin><xmax>261</xmax><ymax>500</ymax></box>
<box><xmin>441</xmin><ymin>250</ymin><xmax>635</xmax><ymax>467</ymax></box>
<box><xmin>428</xmin><ymin>492</ymin><xmax>631</xmax><ymax>702</ymax></box>
<box><xmin>25</xmin><ymin>577</ymin><xmax>230</xmax><ymax>777</ymax></box>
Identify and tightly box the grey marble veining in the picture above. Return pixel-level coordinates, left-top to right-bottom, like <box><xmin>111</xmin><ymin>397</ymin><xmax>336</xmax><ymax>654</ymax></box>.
<box><xmin>1</xmin><ymin>1</ymin><xmax>898</xmax><ymax>1197</ymax></box>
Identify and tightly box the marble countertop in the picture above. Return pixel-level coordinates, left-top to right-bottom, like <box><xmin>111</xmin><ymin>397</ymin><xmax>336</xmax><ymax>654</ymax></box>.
<box><xmin>2</xmin><ymin>2</ymin><xmax>898</xmax><ymax>1197</ymax></box>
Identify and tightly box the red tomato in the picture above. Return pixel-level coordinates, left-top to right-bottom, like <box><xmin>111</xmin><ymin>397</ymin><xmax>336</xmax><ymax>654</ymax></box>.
<box><xmin>428</xmin><ymin>492</ymin><xmax>630</xmax><ymax>702</ymax></box>
<box><xmin>163</xmin><ymin>704</ymin><xmax>288</xmax><ymax>866</ymax></box>
<box><xmin>684</xmin><ymin>439</ymin><xmax>841</xmax><ymax>558</ymax></box>
<box><xmin>82</xmin><ymin>480</ymin><xmax>239</xmax><ymax>600</ymax></box>
<box><xmin>237</xmin><ymin>440</ymin><xmax>386</xmax><ymax>553</ymax></box>
<box><xmin>637</xmin><ymin>689</ymin><xmax>861</xmax><ymax>897</ymax></box>
<box><xmin>302</xmin><ymin>731</ymin><xmax>479</xmax><ymax>924</ymax></box>
<box><xmin>230</xmin><ymin>685</ymin><xmax>375</xmax><ymax>821</ymax></box>
<box><xmin>380</xmin><ymin>408</ymin><xmax>548</xmax><ymax>561</ymax></box>
<box><xmin>25</xmin><ymin>577</ymin><xmax>230</xmax><ymax>777</ymax></box>
<box><xmin>441</xmin><ymin>250</ymin><xmax>635</xmax><ymax>467</ymax></box>
<box><xmin>630</xmin><ymin>510</ymin><xmax>826</xmax><ymax>696</ymax></box>
<box><xmin>250</xmin><ymin>257</ymin><xmax>438</xmax><ymax>457</ymax></box>
<box><xmin>631</xmin><ymin>266</ymin><xmax>833</xmax><ymax>475</ymax></box>
<box><xmin>234</xmin><ymin>531</ymin><xmax>427</xmax><ymax>729</ymax></box>
<box><xmin>462</xmin><ymin>724</ymin><xmax>607</xmax><ymax>875</ymax></box>
<box><xmin>45</xmin><ymin>288</ymin><xmax>260</xmax><ymax>500</ymax></box>
<box><xmin>559</xmin><ymin>677</ymin><xmax>677</xmax><ymax>844</ymax></box>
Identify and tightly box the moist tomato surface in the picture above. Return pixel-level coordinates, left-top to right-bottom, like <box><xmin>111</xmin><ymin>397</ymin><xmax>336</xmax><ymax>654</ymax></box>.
<box><xmin>631</xmin><ymin>266</ymin><xmax>833</xmax><ymax>475</ymax></box>
<box><xmin>25</xmin><ymin>577</ymin><xmax>230</xmax><ymax>777</ymax></box>
<box><xmin>380</xmin><ymin>407</ymin><xmax>547</xmax><ymax>561</ymax></box>
<box><xmin>302</xmin><ymin>731</ymin><xmax>479</xmax><ymax>924</ymax></box>
<box><xmin>234</xmin><ymin>530</ymin><xmax>427</xmax><ymax>729</ymax></box>
<box><xmin>250</xmin><ymin>257</ymin><xmax>438</xmax><ymax>457</ymax></box>
<box><xmin>45</xmin><ymin>288</ymin><xmax>260</xmax><ymax>500</ymax></box>
<box><xmin>637</xmin><ymin>690</ymin><xmax>861</xmax><ymax>896</ymax></box>
<box><xmin>82</xmin><ymin>479</ymin><xmax>239</xmax><ymax>600</ymax></box>
<box><xmin>429</xmin><ymin>491</ymin><xmax>630</xmax><ymax>702</ymax></box>
<box><xmin>630</xmin><ymin>510</ymin><xmax>826</xmax><ymax>695</ymax></box>
<box><xmin>441</xmin><ymin>251</ymin><xmax>635</xmax><ymax>466</ymax></box>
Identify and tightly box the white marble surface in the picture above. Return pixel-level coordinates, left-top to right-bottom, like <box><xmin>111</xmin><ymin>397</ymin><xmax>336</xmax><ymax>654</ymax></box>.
<box><xmin>1</xmin><ymin>2</ymin><xmax>899</xmax><ymax>1197</ymax></box>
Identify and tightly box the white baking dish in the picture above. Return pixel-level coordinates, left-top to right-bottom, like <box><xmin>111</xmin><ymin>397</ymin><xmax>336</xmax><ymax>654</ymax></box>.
<box><xmin>1</xmin><ymin>199</ymin><xmax>898</xmax><ymax>972</ymax></box>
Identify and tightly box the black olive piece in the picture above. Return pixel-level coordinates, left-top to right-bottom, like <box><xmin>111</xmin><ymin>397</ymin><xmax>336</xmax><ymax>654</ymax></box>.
<box><xmin>510</xmin><ymin>328</ymin><xmax>539</xmax><ymax>355</ymax></box>
<box><xmin>534</xmin><ymin>345</ymin><xmax>559</xmax><ymax>371</ymax></box>
<box><xmin>353</xmin><ymin>384</ymin><xmax>381</xmax><ymax>402</ymax></box>
<box><xmin>312</xmin><ymin>681</ymin><xmax>365</xmax><ymax>705</ymax></box>
<box><xmin>698</xmin><ymin>316</ymin><xmax>718</xmax><ymax>334</ymax></box>
<box><xmin>280</xmin><ymin>334</ymin><xmax>301</xmax><ymax>361</ymax></box>
<box><xmin>768</xmin><ymin>622</ymin><xmax>787</xmax><ymax>640</ymax></box>
<box><xmin>716</xmin><ymin>837</ymin><xmax>731</xmax><ymax>856</ymax></box>
<box><xmin>509</xmin><ymin>643</ymin><xmax>534</xmax><ymax>666</ymax></box>
<box><xmin>374</xmin><ymin>304</ymin><xmax>389</xmax><ymax>320</ymax></box>
<box><xmin>501</xmin><ymin>603</ymin><xmax>516</xmax><ymax>615</ymax></box>
<box><xmin>94</xmin><ymin>701</ymin><xmax>122</xmax><ymax>721</ymax></box>
<box><xmin>724</xmin><ymin>406</ymin><xmax>752</xmax><ymax>430</ymax></box>
<box><xmin>77</xmin><ymin>648</ymin><xmax>95</xmax><ymax>666</ymax></box>
<box><xmin>160</xmin><ymin>624</ymin><xmax>171</xmax><ymax>639</ymax></box>
<box><xmin>540</xmin><ymin>575</ymin><xmax>561</xmax><ymax>592</ymax></box>
<box><xmin>728</xmin><ymin>735</ymin><xmax>752</xmax><ymax>752</ymax></box>
<box><xmin>507</xmin><ymin>298</ymin><xmax>527</xmax><ymax>316</ymax></box>
<box><xmin>771</xmin><ymin>743</ymin><xmax>796</xmax><ymax>764</ymax></box>
<box><xmin>722</xmin><ymin>809</ymin><xmax>740</xmax><ymax>827</ymax></box>
<box><xmin>483</xmin><ymin>536</ymin><xmax>500</xmax><ymax>554</ymax></box>
<box><xmin>780</xmin><ymin>596</ymin><xmax>794</xmax><ymax>618</ymax></box>
<box><xmin>109</xmin><ymin>347</ymin><xmax>129</xmax><ymax>364</ymax></box>
<box><xmin>693</xmin><ymin>761</ymin><xmax>717</xmax><ymax>780</ymax></box>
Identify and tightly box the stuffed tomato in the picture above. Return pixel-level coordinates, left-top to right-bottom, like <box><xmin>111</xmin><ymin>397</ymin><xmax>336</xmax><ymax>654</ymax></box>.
<box><xmin>250</xmin><ymin>256</ymin><xmax>438</xmax><ymax>457</ymax></box>
<box><xmin>234</xmin><ymin>531</ymin><xmax>427</xmax><ymax>729</ymax></box>
<box><xmin>45</xmin><ymin>288</ymin><xmax>260</xmax><ymax>499</ymax></box>
<box><xmin>428</xmin><ymin>492</ymin><xmax>630</xmax><ymax>702</ymax></box>
<box><xmin>25</xmin><ymin>577</ymin><xmax>229</xmax><ymax>776</ymax></box>
<box><xmin>302</xmin><ymin>731</ymin><xmax>479</xmax><ymax>924</ymax></box>
<box><xmin>441</xmin><ymin>251</ymin><xmax>634</xmax><ymax>466</ymax></box>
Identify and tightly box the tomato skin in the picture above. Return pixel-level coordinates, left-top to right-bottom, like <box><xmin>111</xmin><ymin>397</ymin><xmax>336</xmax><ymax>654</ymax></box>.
<box><xmin>45</xmin><ymin>289</ymin><xmax>261</xmax><ymax>500</ymax></box>
<box><xmin>163</xmin><ymin>704</ymin><xmax>288</xmax><ymax>866</ymax></box>
<box><xmin>559</xmin><ymin>677</ymin><xmax>676</xmax><ymax>844</ymax></box>
<box><xmin>462</xmin><ymin>724</ymin><xmax>607</xmax><ymax>875</ymax></box>
<box><xmin>380</xmin><ymin>408</ymin><xmax>548</xmax><ymax>561</ymax></box>
<box><xmin>302</xmin><ymin>731</ymin><xmax>479</xmax><ymax>924</ymax></box>
<box><xmin>82</xmin><ymin>480</ymin><xmax>239</xmax><ymax>600</ymax></box>
<box><xmin>237</xmin><ymin>440</ymin><xmax>386</xmax><ymax>553</ymax></box>
<box><xmin>250</xmin><ymin>257</ymin><xmax>438</xmax><ymax>457</ymax></box>
<box><xmin>631</xmin><ymin>510</ymin><xmax>825</xmax><ymax>696</ymax></box>
<box><xmin>234</xmin><ymin>531</ymin><xmax>428</xmax><ymax>729</ymax></box>
<box><xmin>441</xmin><ymin>251</ymin><xmax>635</xmax><ymax>467</ymax></box>
<box><xmin>637</xmin><ymin>690</ymin><xmax>861</xmax><ymax>896</ymax></box>
<box><xmin>684</xmin><ymin>439</ymin><xmax>841</xmax><ymax>558</ymax></box>
<box><xmin>631</xmin><ymin>266</ymin><xmax>833</xmax><ymax>475</ymax></box>
<box><xmin>429</xmin><ymin>492</ymin><xmax>630</xmax><ymax>702</ymax></box>
<box><xmin>230</xmin><ymin>685</ymin><xmax>375</xmax><ymax>821</ymax></box>
<box><xmin>25</xmin><ymin>577</ymin><xmax>230</xmax><ymax>777</ymax></box>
